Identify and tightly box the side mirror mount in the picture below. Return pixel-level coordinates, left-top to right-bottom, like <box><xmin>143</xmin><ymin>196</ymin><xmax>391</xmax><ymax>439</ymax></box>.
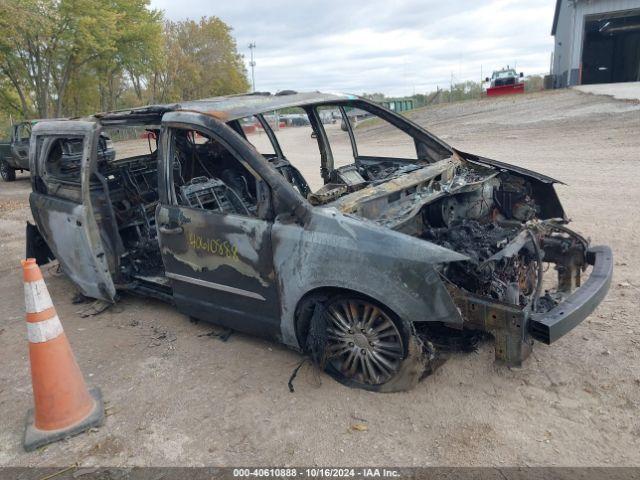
<box><xmin>520</xmin><ymin>72</ymin><xmax>524</xmax><ymax>78</ymax></box>
<box><xmin>485</xmin><ymin>77</ymin><xmax>490</xmax><ymax>83</ymax></box>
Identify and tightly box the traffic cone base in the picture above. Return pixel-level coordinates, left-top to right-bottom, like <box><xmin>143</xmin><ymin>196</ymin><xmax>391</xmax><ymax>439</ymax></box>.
<box><xmin>21</xmin><ymin>258</ymin><xmax>105</xmax><ymax>452</ymax></box>
<box><xmin>23</xmin><ymin>387</ymin><xmax>104</xmax><ymax>452</ymax></box>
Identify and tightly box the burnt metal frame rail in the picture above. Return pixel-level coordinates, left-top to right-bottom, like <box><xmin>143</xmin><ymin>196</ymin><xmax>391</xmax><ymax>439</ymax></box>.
<box><xmin>529</xmin><ymin>245</ymin><xmax>613</xmax><ymax>344</ymax></box>
<box><xmin>446</xmin><ymin>245</ymin><xmax>613</xmax><ymax>364</ymax></box>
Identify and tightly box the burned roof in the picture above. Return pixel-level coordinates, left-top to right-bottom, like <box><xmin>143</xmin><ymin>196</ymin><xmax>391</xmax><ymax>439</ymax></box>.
<box><xmin>95</xmin><ymin>91</ymin><xmax>355</xmax><ymax>124</ymax></box>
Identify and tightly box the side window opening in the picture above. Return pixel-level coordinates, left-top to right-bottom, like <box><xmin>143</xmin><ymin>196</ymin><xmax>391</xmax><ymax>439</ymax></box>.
<box><xmin>43</xmin><ymin>136</ymin><xmax>87</xmax><ymax>181</ymax></box>
<box><xmin>347</xmin><ymin>107</ymin><xmax>418</xmax><ymax>160</ymax></box>
<box><xmin>267</xmin><ymin>107</ymin><xmax>321</xmax><ymax>192</ymax></box>
<box><xmin>316</xmin><ymin>105</ymin><xmax>354</xmax><ymax>170</ymax></box>
<box><xmin>236</xmin><ymin>115</ymin><xmax>276</xmax><ymax>158</ymax></box>
<box><xmin>171</xmin><ymin>128</ymin><xmax>259</xmax><ymax>217</ymax></box>
<box><xmin>104</xmin><ymin>126</ymin><xmax>157</xmax><ymax>161</ymax></box>
<box><xmin>17</xmin><ymin>123</ymin><xmax>31</xmax><ymax>142</ymax></box>
<box><xmin>38</xmin><ymin>127</ymin><xmax>152</xmax><ymax>186</ymax></box>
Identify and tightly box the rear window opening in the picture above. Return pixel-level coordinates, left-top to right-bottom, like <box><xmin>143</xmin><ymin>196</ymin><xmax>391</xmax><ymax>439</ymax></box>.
<box><xmin>42</xmin><ymin>135</ymin><xmax>115</xmax><ymax>182</ymax></box>
<box><xmin>263</xmin><ymin>107</ymin><xmax>321</xmax><ymax>191</ymax></box>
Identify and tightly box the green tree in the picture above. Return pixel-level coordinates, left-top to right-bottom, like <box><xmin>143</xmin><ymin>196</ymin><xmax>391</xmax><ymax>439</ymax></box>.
<box><xmin>95</xmin><ymin>0</ymin><xmax>163</xmax><ymax>112</ymax></box>
<box><xmin>0</xmin><ymin>75</ymin><xmax>25</xmax><ymax>117</ymax></box>
<box><xmin>0</xmin><ymin>0</ymin><xmax>117</xmax><ymax>117</ymax></box>
<box><xmin>449</xmin><ymin>80</ymin><xmax>483</xmax><ymax>102</ymax></box>
<box><xmin>0</xmin><ymin>5</ymin><xmax>247</xmax><ymax>119</ymax></box>
<box><xmin>0</xmin><ymin>0</ymin><xmax>162</xmax><ymax>118</ymax></box>
<box><xmin>150</xmin><ymin>17</ymin><xmax>249</xmax><ymax>103</ymax></box>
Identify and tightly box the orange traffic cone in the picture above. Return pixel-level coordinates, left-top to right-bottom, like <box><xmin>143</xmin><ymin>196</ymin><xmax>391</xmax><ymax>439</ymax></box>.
<box><xmin>22</xmin><ymin>258</ymin><xmax>104</xmax><ymax>452</ymax></box>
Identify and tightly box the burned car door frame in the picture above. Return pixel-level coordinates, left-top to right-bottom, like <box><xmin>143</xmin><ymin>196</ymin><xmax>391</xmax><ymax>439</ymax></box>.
<box><xmin>12</xmin><ymin>122</ymin><xmax>32</xmax><ymax>168</ymax></box>
<box><xmin>28</xmin><ymin>121</ymin><xmax>117</xmax><ymax>302</ymax></box>
<box><xmin>156</xmin><ymin>111</ymin><xmax>301</xmax><ymax>339</ymax></box>
<box><xmin>248</xmin><ymin>99</ymin><xmax>452</xmax><ymax>187</ymax></box>
<box><xmin>321</xmin><ymin>99</ymin><xmax>452</xmax><ymax>171</ymax></box>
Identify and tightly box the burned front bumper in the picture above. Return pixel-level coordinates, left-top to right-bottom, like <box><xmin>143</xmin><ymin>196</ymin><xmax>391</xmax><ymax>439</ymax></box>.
<box><xmin>529</xmin><ymin>245</ymin><xmax>613</xmax><ymax>344</ymax></box>
<box><xmin>447</xmin><ymin>245</ymin><xmax>613</xmax><ymax>366</ymax></box>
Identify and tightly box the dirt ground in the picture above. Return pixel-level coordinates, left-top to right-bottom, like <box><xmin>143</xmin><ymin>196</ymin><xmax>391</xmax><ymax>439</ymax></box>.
<box><xmin>0</xmin><ymin>89</ymin><xmax>638</xmax><ymax>467</ymax></box>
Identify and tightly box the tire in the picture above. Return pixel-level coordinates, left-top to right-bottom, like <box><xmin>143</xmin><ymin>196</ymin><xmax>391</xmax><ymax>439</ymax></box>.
<box><xmin>0</xmin><ymin>160</ymin><xmax>16</xmax><ymax>182</ymax></box>
<box><xmin>321</xmin><ymin>295</ymin><xmax>434</xmax><ymax>392</ymax></box>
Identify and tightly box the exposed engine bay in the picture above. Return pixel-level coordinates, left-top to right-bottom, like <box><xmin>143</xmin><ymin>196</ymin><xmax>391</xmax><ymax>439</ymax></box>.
<box><xmin>314</xmin><ymin>155</ymin><xmax>589</xmax><ymax>314</ymax></box>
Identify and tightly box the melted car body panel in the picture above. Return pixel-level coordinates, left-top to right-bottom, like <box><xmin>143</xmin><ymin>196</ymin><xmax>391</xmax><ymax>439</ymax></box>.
<box><xmin>272</xmin><ymin>207</ymin><xmax>467</xmax><ymax>347</ymax></box>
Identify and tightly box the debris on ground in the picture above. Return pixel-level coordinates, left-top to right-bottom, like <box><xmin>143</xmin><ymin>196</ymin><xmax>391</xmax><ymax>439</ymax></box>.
<box><xmin>72</xmin><ymin>292</ymin><xmax>91</xmax><ymax>304</ymax></box>
<box><xmin>287</xmin><ymin>359</ymin><xmax>307</xmax><ymax>393</ymax></box>
<box><xmin>76</xmin><ymin>299</ymin><xmax>113</xmax><ymax>318</ymax></box>
<box><xmin>147</xmin><ymin>326</ymin><xmax>176</xmax><ymax>348</ymax></box>
<box><xmin>197</xmin><ymin>327</ymin><xmax>233</xmax><ymax>342</ymax></box>
<box><xmin>351</xmin><ymin>423</ymin><xmax>369</xmax><ymax>432</ymax></box>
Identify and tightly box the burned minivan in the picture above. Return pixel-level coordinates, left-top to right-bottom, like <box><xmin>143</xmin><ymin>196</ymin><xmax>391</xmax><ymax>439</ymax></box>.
<box><xmin>27</xmin><ymin>92</ymin><xmax>612</xmax><ymax>392</ymax></box>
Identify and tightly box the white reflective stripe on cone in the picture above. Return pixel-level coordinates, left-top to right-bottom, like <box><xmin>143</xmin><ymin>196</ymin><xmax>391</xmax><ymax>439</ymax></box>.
<box><xmin>27</xmin><ymin>315</ymin><xmax>63</xmax><ymax>343</ymax></box>
<box><xmin>24</xmin><ymin>279</ymin><xmax>54</xmax><ymax>314</ymax></box>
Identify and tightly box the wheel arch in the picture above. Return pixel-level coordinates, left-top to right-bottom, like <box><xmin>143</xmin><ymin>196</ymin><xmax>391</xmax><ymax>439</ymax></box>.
<box><xmin>293</xmin><ymin>285</ymin><xmax>408</xmax><ymax>353</ymax></box>
<box><xmin>292</xmin><ymin>285</ymin><xmax>434</xmax><ymax>393</ymax></box>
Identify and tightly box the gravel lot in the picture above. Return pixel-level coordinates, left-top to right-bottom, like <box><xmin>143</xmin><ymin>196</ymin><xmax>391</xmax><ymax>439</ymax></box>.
<box><xmin>0</xmin><ymin>89</ymin><xmax>638</xmax><ymax>467</ymax></box>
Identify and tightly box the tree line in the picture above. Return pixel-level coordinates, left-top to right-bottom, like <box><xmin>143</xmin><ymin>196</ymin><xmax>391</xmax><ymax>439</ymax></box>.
<box><xmin>0</xmin><ymin>0</ymin><xmax>249</xmax><ymax>125</ymax></box>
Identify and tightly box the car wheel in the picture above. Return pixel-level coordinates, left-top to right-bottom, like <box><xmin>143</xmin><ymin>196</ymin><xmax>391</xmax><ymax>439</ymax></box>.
<box><xmin>323</xmin><ymin>296</ymin><xmax>432</xmax><ymax>392</ymax></box>
<box><xmin>0</xmin><ymin>160</ymin><xmax>16</xmax><ymax>181</ymax></box>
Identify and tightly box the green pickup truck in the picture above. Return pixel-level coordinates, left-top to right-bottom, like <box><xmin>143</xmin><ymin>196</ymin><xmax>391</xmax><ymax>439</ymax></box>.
<box><xmin>0</xmin><ymin>120</ymin><xmax>37</xmax><ymax>181</ymax></box>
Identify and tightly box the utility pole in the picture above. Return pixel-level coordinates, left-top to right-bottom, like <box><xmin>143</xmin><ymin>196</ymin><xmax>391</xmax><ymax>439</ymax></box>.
<box><xmin>248</xmin><ymin>42</ymin><xmax>256</xmax><ymax>92</ymax></box>
<box><xmin>449</xmin><ymin>72</ymin><xmax>453</xmax><ymax>103</ymax></box>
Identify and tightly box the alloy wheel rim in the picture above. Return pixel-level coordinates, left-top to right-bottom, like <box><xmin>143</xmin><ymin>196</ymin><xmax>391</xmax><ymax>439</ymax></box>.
<box><xmin>325</xmin><ymin>299</ymin><xmax>404</xmax><ymax>385</ymax></box>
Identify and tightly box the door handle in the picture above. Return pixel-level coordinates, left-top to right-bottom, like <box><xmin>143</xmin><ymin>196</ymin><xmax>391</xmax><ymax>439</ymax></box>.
<box><xmin>158</xmin><ymin>225</ymin><xmax>184</xmax><ymax>235</ymax></box>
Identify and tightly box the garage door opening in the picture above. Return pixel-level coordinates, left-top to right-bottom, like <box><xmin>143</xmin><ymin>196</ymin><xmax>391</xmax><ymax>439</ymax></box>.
<box><xmin>582</xmin><ymin>10</ymin><xmax>640</xmax><ymax>85</ymax></box>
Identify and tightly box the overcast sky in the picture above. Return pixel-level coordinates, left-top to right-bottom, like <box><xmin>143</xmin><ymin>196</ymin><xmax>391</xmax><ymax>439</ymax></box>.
<box><xmin>150</xmin><ymin>0</ymin><xmax>556</xmax><ymax>96</ymax></box>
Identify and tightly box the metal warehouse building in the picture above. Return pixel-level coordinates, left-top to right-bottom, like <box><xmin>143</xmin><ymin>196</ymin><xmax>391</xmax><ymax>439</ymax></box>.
<box><xmin>551</xmin><ymin>0</ymin><xmax>640</xmax><ymax>87</ymax></box>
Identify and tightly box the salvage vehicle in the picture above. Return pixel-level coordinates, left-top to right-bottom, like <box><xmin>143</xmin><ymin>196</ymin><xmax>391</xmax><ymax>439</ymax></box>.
<box><xmin>0</xmin><ymin>121</ymin><xmax>37</xmax><ymax>181</ymax></box>
<box><xmin>26</xmin><ymin>91</ymin><xmax>612</xmax><ymax>392</ymax></box>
